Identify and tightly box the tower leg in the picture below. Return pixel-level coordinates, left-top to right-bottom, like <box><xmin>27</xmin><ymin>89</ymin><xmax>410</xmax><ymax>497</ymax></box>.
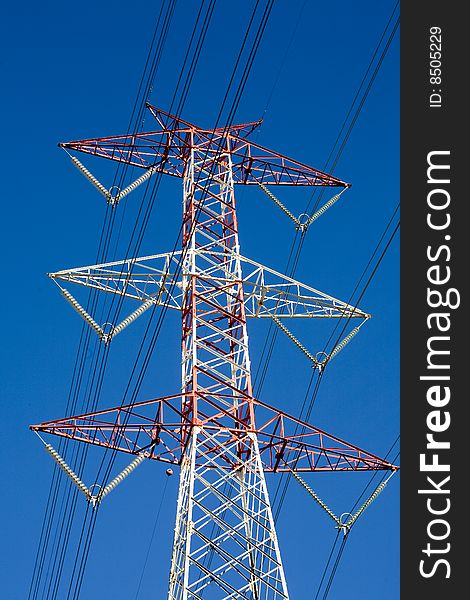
<box><xmin>168</xmin><ymin>430</ymin><xmax>289</xmax><ymax>599</ymax></box>
<box><xmin>168</xmin><ymin>429</ymin><xmax>198</xmax><ymax>600</ymax></box>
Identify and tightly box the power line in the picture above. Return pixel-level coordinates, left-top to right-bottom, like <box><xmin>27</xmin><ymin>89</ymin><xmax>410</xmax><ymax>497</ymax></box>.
<box><xmin>311</xmin><ymin>439</ymin><xmax>400</xmax><ymax>600</ymax></box>
<box><xmin>133</xmin><ymin>478</ymin><xmax>169</xmax><ymax>599</ymax></box>
<box><xmin>304</xmin><ymin>0</ymin><xmax>400</xmax><ymax>215</ymax></box>
<box><xmin>252</xmin><ymin>3</ymin><xmax>400</xmax><ymax>525</ymax></box>
<box><xmin>272</xmin><ymin>206</ymin><xmax>399</xmax><ymax>522</ymax></box>
<box><xmin>28</xmin><ymin>3</ymin><xmax>180</xmax><ymax>596</ymax></box>
<box><xmin>313</xmin><ymin>531</ymin><xmax>341</xmax><ymax>600</ymax></box>
<box><xmin>254</xmin><ymin>0</ymin><xmax>401</xmax><ymax>397</ymax></box>
<box><xmin>321</xmin><ymin>532</ymin><xmax>349</xmax><ymax>600</ymax></box>
<box><xmin>40</xmin><ymin>3</ymin><xmax>277</xmax><ymax>596</ymax></box>
<box><xmin>96</xmin><ymin>0</ymin><xmax>276</xmax><ymax>490</ymax></box>
<box><xmin>30</xmin><ymin>2</ymin><xmax>399</xmax><ymax>597</ymax></box>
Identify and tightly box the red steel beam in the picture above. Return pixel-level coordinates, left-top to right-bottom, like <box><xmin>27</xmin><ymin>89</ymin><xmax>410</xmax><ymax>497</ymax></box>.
<box><xmin>30</xmin><ymin>394</ymin><xmax>398</xmax><ymax>473</ymax></box>
<box><xmin>59</xmin><ymin>105</ymin><xmax>349</xmax><ymax>187</ymax></box>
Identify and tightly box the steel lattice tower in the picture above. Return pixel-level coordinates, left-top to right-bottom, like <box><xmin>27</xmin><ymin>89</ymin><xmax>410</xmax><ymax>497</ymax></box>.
<box><xmin>31</xmin><ymin>106</ymin><xmax>398</xmax><ymax>599</ymax></box>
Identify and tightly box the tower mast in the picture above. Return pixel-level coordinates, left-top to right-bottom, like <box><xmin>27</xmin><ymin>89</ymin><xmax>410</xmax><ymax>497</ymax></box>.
<box><xmin>31</xmin><ymin>106</ymin><xmax>398</xmax><ymax>599</ymax></box>
<box><xmin>172</xmin><ymin>130</ymin><xmax>286</xmax><ymax>597</ymax></box>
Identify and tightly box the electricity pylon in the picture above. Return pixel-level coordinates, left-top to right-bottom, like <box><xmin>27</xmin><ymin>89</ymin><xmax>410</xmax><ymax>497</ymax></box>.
<box><xmin>31</xmin><ymin>105</ymin><xmax>398</xmax><ymax>599</ymax></box>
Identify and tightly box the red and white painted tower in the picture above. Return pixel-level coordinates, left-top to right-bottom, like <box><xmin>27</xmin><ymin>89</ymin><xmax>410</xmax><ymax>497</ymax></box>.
<box><xmin>32</xmin><ymin>106</ymin><xmax>397</xmax><ymax>599</ymax></box>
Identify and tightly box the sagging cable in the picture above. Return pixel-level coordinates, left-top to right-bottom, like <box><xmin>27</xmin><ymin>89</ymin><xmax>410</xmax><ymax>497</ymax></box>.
<box><xmin>257</xmin><ymin>182</ymin><xmax>301</xmax><ymax>227</ymax></box>
<box><xmin>41</xmin><ymin>438</ymin><xmax>91</xmax><ymax>500</ymax></box>
<box><xmin>104</xmin><ymin>298</ymin><xmax>155</xmax><ymax>344</ymax></box>
<box><xmin>271</xmin><ymin>314</ymin><xmax>320</xmax><ymax>368</ymax></box>
<box><xmin>60</xmin><ymin>287</ymin><xmax>106</xmax><ymax>340</ymax></box>
<box><xmin>90</xmin><ymin>453</ymin><xmax>147</xmax><ymax>507</ymax></box>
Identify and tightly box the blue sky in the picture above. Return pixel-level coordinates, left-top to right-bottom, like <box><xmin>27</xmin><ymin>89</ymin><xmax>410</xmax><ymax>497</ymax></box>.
<box><xmin>0</xmin><ymin>1</ymin><xmax>399</xmax><ymax>598</ymax></box>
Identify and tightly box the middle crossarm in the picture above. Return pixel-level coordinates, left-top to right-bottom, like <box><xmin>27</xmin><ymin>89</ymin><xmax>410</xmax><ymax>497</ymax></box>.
<box><xmin>49</xmin><ymin>251</ymin><xmax>369</xmax><ymax>320</ymax></box>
